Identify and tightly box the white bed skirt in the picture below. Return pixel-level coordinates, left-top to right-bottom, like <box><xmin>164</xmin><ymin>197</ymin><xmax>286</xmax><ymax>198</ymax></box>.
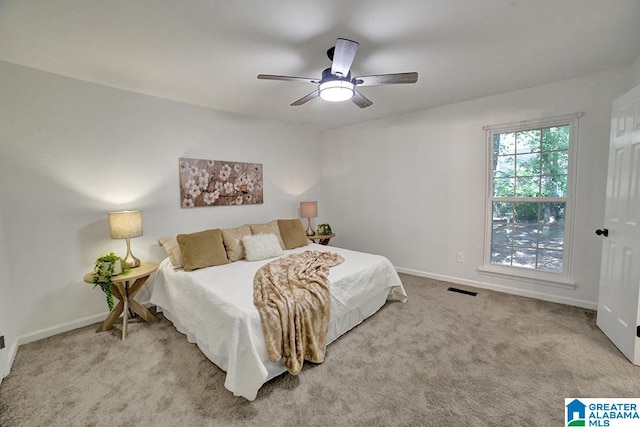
<box><xmin>157</xmin><ymin>288</ymin><xmax>390</xmax><ymax>385</ymax></box>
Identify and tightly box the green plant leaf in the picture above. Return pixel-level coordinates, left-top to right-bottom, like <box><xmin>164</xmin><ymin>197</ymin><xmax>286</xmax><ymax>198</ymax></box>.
<box><xmin>91</xmin><ymin>252</ymin><xmax>129</xmax><ymax>310</ymax></box>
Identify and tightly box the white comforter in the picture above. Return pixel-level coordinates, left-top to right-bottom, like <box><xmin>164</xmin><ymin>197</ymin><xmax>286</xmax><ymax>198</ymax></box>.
<box><xmin>150</xmin><ymin>243</ymin><xmax>407</xmax><ymax>400</ymax></box>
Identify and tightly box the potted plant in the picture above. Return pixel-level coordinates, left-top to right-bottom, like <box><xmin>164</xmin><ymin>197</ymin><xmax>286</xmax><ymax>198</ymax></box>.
<box><xmin>92</xmin><ymin>252</ymin><xmax>130</xmax><ymax>310</ymax></box>
<box><xmin>317</xmin><ymin>223</ymin><xmax>333</xmax><ymax>236</ymax></box>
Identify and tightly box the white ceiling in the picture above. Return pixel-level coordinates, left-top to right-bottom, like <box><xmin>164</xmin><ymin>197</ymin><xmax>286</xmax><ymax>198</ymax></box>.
<box><xmin>1</xmin><ymin>0</ymin><xmax>639</xmax><ymax>130</ymax></box>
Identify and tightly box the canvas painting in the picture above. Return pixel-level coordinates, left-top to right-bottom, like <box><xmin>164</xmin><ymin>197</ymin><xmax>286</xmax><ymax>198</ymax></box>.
<box><xmin>179</xmin><ymin>158</ymin><xmax>263</xmax><ymax>207</ymax></box>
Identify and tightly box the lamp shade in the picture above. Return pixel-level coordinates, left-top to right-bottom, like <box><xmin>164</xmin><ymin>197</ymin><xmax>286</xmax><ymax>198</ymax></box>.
<box><xmin>300</xmin><ymin>201</ymin><xmax>318</xmax><ymax>218</ymax></box>
<box><xmin>108</xmin><ymin>210</ymin><xmax>143</xmax><ymax>239</ymax></box>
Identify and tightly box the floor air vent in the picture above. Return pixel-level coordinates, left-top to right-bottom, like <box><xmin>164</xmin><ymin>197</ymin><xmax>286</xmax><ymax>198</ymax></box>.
<box><xmin>447</xmin><ymin>287</ymin><xmax>477</xmax><ymax>297</ymax></box>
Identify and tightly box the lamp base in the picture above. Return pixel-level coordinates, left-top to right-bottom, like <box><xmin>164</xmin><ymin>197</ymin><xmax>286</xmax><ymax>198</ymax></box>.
<box><xmin>123</xmin><ymin>253</ymin><xmax>141</xmax><ymax>268</ymax></box>
<box><xmin>305</xmin><ymin>217</ymin><xmax>315</xmax><ymax>236</ymax></box>
<box><xmin>123</xmin><ymin>238</ymin><xmax>141</xmax><ymax>268</ymax></box>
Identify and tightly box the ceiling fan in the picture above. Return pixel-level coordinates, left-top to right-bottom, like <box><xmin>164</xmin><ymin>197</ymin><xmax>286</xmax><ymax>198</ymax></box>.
<box><xmin>257</xmin><ymin>38</ymin><xmax>418</xmax><ymax>108</ymax></box>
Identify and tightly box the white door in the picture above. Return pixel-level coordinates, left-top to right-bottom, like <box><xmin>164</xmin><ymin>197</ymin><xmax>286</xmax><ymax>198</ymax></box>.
<box><xmin>597</xmin><ymin>84</ymin><xmax>640</xmax><ymax>364</ymax></box>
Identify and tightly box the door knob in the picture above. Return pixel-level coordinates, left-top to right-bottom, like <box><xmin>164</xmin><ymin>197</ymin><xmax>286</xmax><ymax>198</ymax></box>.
<box><xmin>595</xmin><ymin>228</ymin><xmax>609</xmax><ymax>237</ymax></box>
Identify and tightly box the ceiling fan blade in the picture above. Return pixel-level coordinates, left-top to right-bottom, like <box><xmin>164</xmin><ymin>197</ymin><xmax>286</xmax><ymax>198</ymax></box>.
<box><xmin>291</xmin><ymin>90</ymin><xmax>320</xmax><ymax>106</ymax></box>
<box><xmin>352</xmin><ymin>90</ymin><xmax>373</xmax><ymax>109</ymax></box>
<box><xmin>331</xmin><ymin>38</ymin><xmax>359</xmax><ymax>77</ymax></box>
<box><xmin>353</xmin><ymin>72</ymin><xmax>418</xmax><ymax>86</ymax></box>
<box><xmin>257</xmin><ymin>74</ymin><xmax>318</xmax><ymax>84</ymax></box>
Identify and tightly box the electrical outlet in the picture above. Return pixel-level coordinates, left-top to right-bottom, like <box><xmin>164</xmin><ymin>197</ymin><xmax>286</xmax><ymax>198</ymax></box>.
<box><xmin>456</xmin><ymin>252</ymin><xmax>465</xmax><ymax>263</ymax></box>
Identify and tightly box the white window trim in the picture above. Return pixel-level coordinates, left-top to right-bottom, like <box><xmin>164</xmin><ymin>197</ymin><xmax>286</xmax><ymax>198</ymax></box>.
<box><xmin>479</xmin><ymin>113</ymin><xmax>582</xmax><ymax>290</ymax></box>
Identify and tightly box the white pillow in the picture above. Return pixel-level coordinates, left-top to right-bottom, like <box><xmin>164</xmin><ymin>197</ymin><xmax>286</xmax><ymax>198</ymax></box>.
<box><xmin>242</xmin><ymin>233</ymin><xmax>284</xmax><ymax>261</ymax></box>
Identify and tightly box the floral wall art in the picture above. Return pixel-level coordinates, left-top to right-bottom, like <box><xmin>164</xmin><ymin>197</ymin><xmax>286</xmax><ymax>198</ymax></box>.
<box><xmin>179</xmin><ymin>158</ymin><xmax>263</xmax><ymax>207</ymax></box>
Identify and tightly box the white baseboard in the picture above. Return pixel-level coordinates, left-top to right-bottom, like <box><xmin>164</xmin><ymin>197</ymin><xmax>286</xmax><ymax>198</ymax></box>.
<box><xmin>3</xmin><ymin>300</ymin><xmax>153</xmax><ymax>379</ymax></box>
<box><xmin>17</xmin><ymin>311</ymin><xmax>109</xmax><ymax>346</ymax></box>
<box><xmin>17</xmin><ymin>300</ymin><xmax>153</xmax><ymax>346</ymax></box>
<box><xmin>2</xmin><ymin>274</ymin><xmax>596</xmax><ymax>382</ymax></box>
<box><xmin>395</xmin><ymin>266</ymin><xmax>597</xmax><ymax>310</ymax></box>
<box><xmin>6</xmin><ymin>339</ymin><xmax>18</xmax><ymax>375</ymax></box>
<box><xmin>2</xmin><ymin>312</ymin><xmax>108</xmax><ymax>383</ymax></box>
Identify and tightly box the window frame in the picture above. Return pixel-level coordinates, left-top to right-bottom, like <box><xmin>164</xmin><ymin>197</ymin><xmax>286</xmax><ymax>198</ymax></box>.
<box><xmin>479</xmin><ymin>113</ymin><xmax>582</xmax><ymax>289</ymax></box>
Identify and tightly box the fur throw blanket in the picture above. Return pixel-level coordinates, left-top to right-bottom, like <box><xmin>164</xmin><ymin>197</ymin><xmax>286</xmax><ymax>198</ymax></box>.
<box><xmin>253</xmin><ymin>250</ymin><xmax>344</xmax><ymax>375</ymax></box>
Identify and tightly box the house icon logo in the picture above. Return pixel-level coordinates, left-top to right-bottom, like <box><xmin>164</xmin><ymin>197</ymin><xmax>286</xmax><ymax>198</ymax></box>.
<box><xmin>566</xmin><ymin>399</ymin><xmax>586</xmax><ymax>426</ymax></box>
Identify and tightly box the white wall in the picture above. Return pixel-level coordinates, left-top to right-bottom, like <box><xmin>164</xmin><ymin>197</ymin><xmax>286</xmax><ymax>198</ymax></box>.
<box><xmin>633</xmin><ymin>55</ymin><xmax>640</xmax><ymax>85</ymax></box>
<box><xmin>321</xmin><ymin>66</ymin><xmax>635</xmax><ymax>309</ymax></box>
<box><xmin>0</xmin><ymin>61</ymin><xmax>322</xmax><ymax>358</ymax></box>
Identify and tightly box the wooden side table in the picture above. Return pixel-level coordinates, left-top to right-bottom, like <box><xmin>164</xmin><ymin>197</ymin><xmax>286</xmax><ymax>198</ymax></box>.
<box><xmin>308</xmin><ymin>233</ymin><xmax>335</xmax><ymax>245</ymax></box>
<box><xmin>84</xmin><ymin>262</ymin><xmax>159</xmax><ymax>340</ymax></box>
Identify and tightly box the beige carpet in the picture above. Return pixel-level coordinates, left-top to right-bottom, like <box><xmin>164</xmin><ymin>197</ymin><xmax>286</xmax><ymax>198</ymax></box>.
<box><xmin>1</xmin><ymin>273</ymin><xmax>639</xmax><ymax>426</ymax></box>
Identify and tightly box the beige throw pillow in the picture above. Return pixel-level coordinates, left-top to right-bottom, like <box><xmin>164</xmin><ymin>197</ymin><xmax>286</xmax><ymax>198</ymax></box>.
<box><xmin>249</xmin><ymin>220</ymin><xmax>285</xmax><ymax>249</ymax></box>
<box><xmin>221</xmin><ymin>225</ymin><xmax>251</xmax><ymax>261</ymax></box>
<box><xmin>277</xmin><ymin>219</ymin><xmax>309</xmax><ymax>250</ymax></box>
<box><xmin>158</xmin><ymin>236</ymin><xmax>184</xmax><ymax>269</ymax></box>
<box><xmin>176</xmin><ymin>229</ymin><xmax>230</xmax><ymax>271</ymax></box>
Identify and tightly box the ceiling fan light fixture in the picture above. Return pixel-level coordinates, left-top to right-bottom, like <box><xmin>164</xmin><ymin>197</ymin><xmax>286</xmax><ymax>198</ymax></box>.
<box><xmin>258</xmin><ymin>38</ymin><xmax>418</xmax><ymax>108</ymax></box>
<box><xmin>318</xmin><ymin>80</ymin><xmax>354</xmax><ymax>102</ymax></box>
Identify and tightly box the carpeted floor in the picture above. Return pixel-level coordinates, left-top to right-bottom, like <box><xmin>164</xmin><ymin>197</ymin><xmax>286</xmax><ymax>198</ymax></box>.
<box><xmin>1</xmin><ymin>273</ymin><xmax>639</xmax><ymax>426</ymax></box>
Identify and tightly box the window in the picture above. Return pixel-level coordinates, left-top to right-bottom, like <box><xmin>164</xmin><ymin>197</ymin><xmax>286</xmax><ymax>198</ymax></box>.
<box><xmin>481</xmin><ymin>114</ymin><xmax>580</xmax><ymax>287</ymax></box>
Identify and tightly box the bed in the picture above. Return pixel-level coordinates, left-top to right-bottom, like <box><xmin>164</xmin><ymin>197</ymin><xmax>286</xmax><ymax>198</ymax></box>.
<box><xmin>149</xmin><ymin>242</ymin><xmax>407</xmax><ymax>400</ymax></box>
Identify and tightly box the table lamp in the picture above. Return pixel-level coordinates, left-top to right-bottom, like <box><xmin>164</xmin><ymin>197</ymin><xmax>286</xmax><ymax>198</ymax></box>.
<box><xmin>300</xmin><ymin>201</ymin><xmax>318</xmax><ymax>236</ymax></box>
<box><xmin>108</xmin><ymin>210</ymin><xmax>143</xmax><ymax>268</ymax></box>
